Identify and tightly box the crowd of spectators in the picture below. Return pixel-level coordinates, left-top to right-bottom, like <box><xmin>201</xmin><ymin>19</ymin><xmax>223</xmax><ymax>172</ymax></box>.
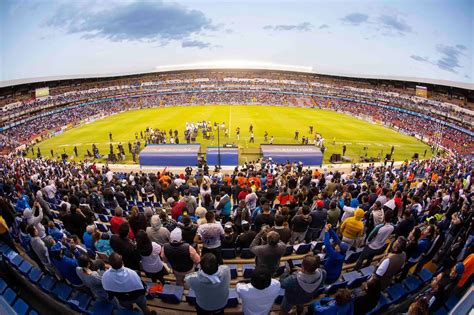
<box><xmin>0</xmin><ymin>154</ymin><xmax>472</xmax><ymax>314</ymax></box>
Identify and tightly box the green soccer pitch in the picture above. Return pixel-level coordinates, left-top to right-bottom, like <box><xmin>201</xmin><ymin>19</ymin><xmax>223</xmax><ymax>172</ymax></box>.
<box><xmin>29</xmin><ymin>105</ymin><xmax>432</xmax><ymax>164</ymax></box>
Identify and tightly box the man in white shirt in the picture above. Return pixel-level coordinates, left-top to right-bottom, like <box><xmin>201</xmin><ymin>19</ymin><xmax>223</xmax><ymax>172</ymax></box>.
<box><xmin>236</xmin><ymin>266</ymin><xmax>281</xmax><ymax>315</ymax></box>
<box><xmin>355</xmin><ymin>211</ymin><xmax>394</xmax><ymax>270</ymax></box>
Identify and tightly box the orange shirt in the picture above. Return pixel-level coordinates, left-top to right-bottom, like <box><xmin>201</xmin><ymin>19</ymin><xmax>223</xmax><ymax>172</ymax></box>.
<box><xmin>237</xmin><ymin>176</ymin><xmax>247</xmax><ymax>188</ymax></box>
<box><xmin>458</xmin><ymin>254</ymin><xmax>474</xmax><ymax>287</ymax></box>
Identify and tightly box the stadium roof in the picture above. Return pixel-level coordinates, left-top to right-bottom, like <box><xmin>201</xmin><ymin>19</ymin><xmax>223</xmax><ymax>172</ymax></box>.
<box><xmin>0</xmin><ymin>63</ymin><xmax>473</xmax><ymax>90</ymax></box>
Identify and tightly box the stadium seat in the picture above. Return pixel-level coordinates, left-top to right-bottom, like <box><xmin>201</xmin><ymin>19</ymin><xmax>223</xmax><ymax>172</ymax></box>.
<box><xmin>359</xmin><ymin>265</ymin><xmax>375</xmax><ymax>277</ymax></box>
<box><xmin>313</xmin><ymin>285</ymin><xmax>326</xmax><ymax>298</ymax></box>
<box><xmin>38</xmin><ymin>274</ymin><xmax>57</xmax><ymax>293</ymax></box>
<box><xmin>347</xmin><ymin>275</ymin><xmax>369</xmax><ymax>289</ymax></box>
<box><xmin>186</xmin><ymin>288</ymin><xmax>196</xmax><ymax>305</ymax></box>
<box><xmin>68</xmin><ymin>290</ymin><xmax>92</xmax><ymax>312</ymax></box>
<box><xmin>116</xmin><ymin>309</ymin><xmax>141</xmax><ymax>315</ymax></box>
<box><xmin>95</xmin><ymin>223</ymin><xmax>110</xmax><ymax>233</ymax></box>
<box><xmin>52</xmin><ymin>282</ymin><xmax>73</xmax><ymax>302</ymax></box>
<box><xmin>386</xmin><ymin>283</ymin><xmax>407</xmax><ymax>303</ymax></box>
<box><xmin>402</xmin><ymin>275</ymin><xmax>422</xmax><ymax>293</ymax></box>
<box><xmin>445</xmin><ymin>295</ymin><xmax>460</xmax><ymax>310</ymax></box>
<box><xmin>2</xmin><ymin>288</ymin><xmax>17</xmax><ymax>305</ymax></box>
<box><xmin>229</xmin><ymin>265</ymin><xmax>238</xmax><ymax>279</ymax></box>
<box><xmin>221</xmin><ymin>248</ymin><xmax>236</xmax><ymax>259</ymax></box>
<box><xmin>0</xmin><ymin>244</ymin><xmax>11</xmax><ymax>255</ymax></box>
<box><xmin>324</xmin><ymin>281</ymin><xmax>348</xmax><ymax>295</ymax></box>
<box><xmin>18</xmin><ymin>260</ymin><xmax>33</xmax><ymax>276</ymax></box>
<box><xmin>5</xmin><ymin>252</ymin><xmax>24</xmax><ymax>269</ymax></box>
<box><xmin>432</xmin><ymin>306</ymin><xmax>449</xmax><ymax>315</ymax></box>
<box><xmin>341</xmin><ymin>270</ymin><xmax>361</xmax><ymax>282</ymax></box>
<box><xmin>344</xmin><ymin>250</ymin><xmax>362</xmax><ymax>264</ymax></box>
<box><xmin>295</xmin><ymin>243</ymin><xmax>311</xmax><ymax>254</ymax></box>
<box><xmin>418</xmin><ymin>268</ymin><xmax>434</xmax><ymax>283</ymax></box>
<box><xmin>157</xmin><ymin>284</ymin><xmax>184</xmax><ymax>304</ymax></box>
<box><xmin>240</xmin><ymin>248</ymin><xmax>255</xmax><ymax>259</ymax></box>
<box><xmin>28</xmin><ymin>310</ymin><xmax>39</xmax><ymax>315</ymax></box>
<box><xmin>225</xmin><ymin>289</ymin><xmax>239</xmax><ymax>308</ymax></box>
<box><xmin>275</xmin><ymin>264</ymin><xmax>286</xmax><ymax>277</ymax></box>
<box><xmin>98</xmin><ymin>214</ymin><xmax>110</xmax><ymax>222</ymax></box>
<box><xmin>283</xmin><ymin>245</ymin><xmax>293</xmax><ymax>256</ymax></box>
<box><xmin>313</xmin><ymin>242</ymin><xmax>324</xmax><ymax>252</ymax></box>
<box><xmin>0</xmin><ymin>279</ymin><xmax>7</xmax><ymax>294</ymax></box>
<box><xmin>12</xmin><ymin>298</ymin><xmax>29</xmax><ymax>315</ymax></box>
<box><xmin>243</xmin><ymin>265</ymin><xmax>254</xmax><ymax>278</ymax></box>
<box><xmin>90</xmin><ymin>300</ymin><xmax>115</xmax><ymax>315</ymax></box>
<box><xmin>366</xmin><ymin>294</ymin><xmax>389</xmax><ymax>315</ymax></box>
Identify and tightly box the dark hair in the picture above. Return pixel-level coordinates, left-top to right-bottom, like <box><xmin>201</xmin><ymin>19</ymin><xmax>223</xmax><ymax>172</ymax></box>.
<box><xmin>200</xmin><ymin>253</ymin><xmax>218</xmax><ymax>275</ymax></box>
<box><xmin>109</xmin><ymin>252</ymin><xmax>123</xmax><ymax>269</ymax></box>
<box><xmin>27</xmin><ymin>225</ymin><xmax>36</xmax><ymax>237</ymax></box>
<box><xmin>408</xmin><ymin>298</ymin><xmax>429</xmax><ymax>315</ymax></box>
<box><xmin>251</xmin><ymin>267</ymin><xmax>272</xmax><ymax>290</ymax></box>
<box><xmin>77</xmin><ymin>254</ymin><xmax>91</xmax><ymax>268</ymax></box>
<box><xmin>135</xmin><ymin>230</ymin><xmax>153</xmax><ymax>256</ymax></box>
<box><xmin>182</xmin><ymin>216</ymin><xmax>191</xmax><ymax>226</ymax></box>
<box><xmin>384</xmin><ymin>210</ymin><xmax>393</xmax><ymax>223</ymax></box>
<box><xmin>205</xmin><ymin>211</ymin><xmax>215</xmax><ymax>222</ymax></box>
<box><xmin>118</xmin><ymin>222</ymin><xmax>130</xmax><ymax>238</ymax></box>
<box><xmin>267</xmin><ymin>231</ymin><xmax>280</xmax><ymax>246</ymax></box>
<box><xmin>274</xmin><ymin>215</ymin><xmax>284</xmax><ymax>227</ymax></box>
<box><xmin>334</xmin><ymin>288</ymin><xmax>352</xmax><ymax>305</ymax></box>
<box><xmin>302</xmin><ymin>254</ymin><xmax>320</xmax><ymax>273</ymax></box>
<box><xmin>301</xmin><ymin>205</ymin><xmax>310</xmax><ymax>215</ymax></box>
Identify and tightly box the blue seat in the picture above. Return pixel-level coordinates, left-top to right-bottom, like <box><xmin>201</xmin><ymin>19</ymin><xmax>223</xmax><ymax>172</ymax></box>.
<box><xmin>0</xmin><ymin>244</ymin><xmax>11</xmax><ymax>254</ymax></box>
<box><xmin>186</xmin><ymin>288</ymin><xmax>196</xmax><ymax>305</ymax></box>
<box><xmin>12</xmin><ymin>298</ymin><xmax>29</xmax><ymax>315</ymax></box>
<box><xmin>0</xmin><ymin>279</ymin><xmax>7</xmax><ymax>294</ymax></box>
<box><xmin>295</xmin><ymin>243</ymin><xmax>311</xmax><ymax>254</ymax></box>
<box><xmin>344</xmin><ymin>250</ymin><xmax>362</xmax><ymax>264</ymax></box>
<box><xmin>445</xmin><ymin>295</ymin><xmax>460</xmax><ymax>310</ymax></box>
<box><xmin>324</xmin><ymin>281</ymin><xmax>348</xmax><ymax>295</ymax></box>
<box><xmin>6</xmin><ymin>253</ymin><xmax>24</xmax><ymax>269</ymax></box>
<box><xmin>98</xmin><ymin>214</ymin><xmax>110</xmax><ymax>222</ymax></box>
<box><xmin>157</xmin><ymin>284</ymin><xmax>184</xmax><ymax>304</ymax></box>
<box><xmin>226</xmin><ymin>289</ymin><xmax>239</xmax><ymax>308</ymax></box>
<box><xmin>229</xmin><ymin>265</ymin><xmax>238</xmax><ymax>279</ymax></box>
<box><xmin>95</xmin><ymin>223</ymin><xmax>109</xmax><ymax>233</ymax></box>
<box><xmin>18</xmin><ymin>260</ymin><xmax>33</xmax><ymax>275</ymax></box>
<box><xmin>348</xmin><ymin>275</ymin><xmax>369</xmax><ymax>289</ymax></box>
<box><xmin>313</xmin><ymin>242</ymin><xmax>324</xmax><ymax>252</ymax></box>
<box><xmin>91</xmin><ymin>300</ymin><xmax>115</xmax><ymax>315</ymax></box>
<box><xmin>27</xmin><ymin>267</ymin><xmax>43</xmax><ymax>284</ymax></box>
<box><xmin>367</xmin><ymin>294</ymin><xmax>389</xmax><ymax>315</ymax></box>
<box><xmin>313</xmin><ymin>285</ymin><xmax>326</xmax><ymax>298</ymax></box>
<box><xmin>243</xmin><ymin>265</ymin><xmax>254</xmax><ymax>278</ymax></box>
<box><xmin>432</xmin><ymin>306</ymin><xmax>449</xmax><ymax>315</ymax></box>
<box><xmin>240</xmin><ymin>248</ymin><xmax>255</xmax><ymax>259</ymax></box>
<box><xmin>418</xmin><ymin>268</ymin><xmax>433</xmax><ymax>283</ymax></box>
<box><xmin>284</xmin><ymin>245</ymin><xmax>293</xmax><ymax>256</ymax></box>
<box><xmin>116</xmin><ymin>309</ymin><xmax>141</xmax><ymax>315</ymax></box>
<box><xmin>402</xmin><ymin>275</ymin><xmax>422</xmax><ymax>293</ymax></box>
<box><xmin>292</xmin><ymin>259</ymin><xmax>302</xmax><ymax>267</ymax></box>
<box><xmin>39</xmin><ymin>274</ymin><xmax>57</xmax><ymax>293</ymax></box>
<box><xmin>341</xmin><ymin>270</ymin><xmax>361</xmax><ymax>282</ymax></box>
<box><xmin>28</xmin><ymin>310</ymin><xmax>39</xmax><ymax>315</ymax></box>
<box><xmin>386</xmin><ymin>283</ymin><xmax>407</xmax><ymax>303</ymax></box>
<box><xmin>52</xmin><ymin>282</ymin><xmax>73</xmax><ymax>302</ymax></box>
<box><xmin>359</xmin><ymin>265</ymin><xmax>375</xmax><ymax>277</ymax></box>
<box><xmin>68</xmin><ymin>290</ymin><xmax>92</xmax><ymax>312</ymax></box>
<box><xmin>221</xmin><ymin>248</ymin><xmax>236</xmax><ymax>259</ymax></box>
<box><xmin>2</xmin><ymin>288</ymin><xmax>17</xmax><ymax>305</ymax></box>
<box><xmin>275</xmin><ymin>264</ymin><xmax>286</xmax><ymax>277</ymax></box>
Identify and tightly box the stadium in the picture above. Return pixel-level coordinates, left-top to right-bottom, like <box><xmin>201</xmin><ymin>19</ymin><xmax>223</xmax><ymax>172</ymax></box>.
<box><xmin>0</xmin><ymin>1</ymin><xmax>473</xmax><ymax>315</ymax></box>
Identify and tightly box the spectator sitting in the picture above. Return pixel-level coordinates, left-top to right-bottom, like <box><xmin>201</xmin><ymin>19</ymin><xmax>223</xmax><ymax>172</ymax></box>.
<box><xmin>185</xmin><ymin>253</ymin><xmax>231</xmax><ymax>315</ymax></box>
<box><xmin>353</xmin><ymin>276</ymin><xmax>382</xmax><ymax>314</ymax></box>
<box><xmin>50</xmin><ymin>242</ymin><xmax>82</xmax><ymax>286</ymax></box>
<box><xmin>47</xmin><ymin>221</ymin><xmax>64</xmax><ymax>242</ymax></box>
<box><xmin>280</xmin><ymin>254</ymin><xmax>327</xmax><ymax>315</ymax></box>
<box><xmin>102</xmin><ymin>253</ymin><xmax>155</xmax><ymax>315</ymax></box>
<box><xmin>236</xmin><ymin>266</ymin><xmax>281</xmax><ymax>315</ymax></box>
<box><xmin>94</xmin><ymin>231</ymin><xmax>113</xmax><ymax>256</ymax></box>
<box><xmin>76</xmin><ymin>254</ymin><xmax>108</xmax><ymax>300</ymax></box>
<box><xmin>83</xmin><ymin>225</ymin><xmax>95</xmax><ymax>251</ymax></box>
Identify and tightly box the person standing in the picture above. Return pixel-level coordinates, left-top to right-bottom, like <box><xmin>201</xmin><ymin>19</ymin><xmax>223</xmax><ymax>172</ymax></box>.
<box><xmin>102</xmin><ymin>253</ymin><xmax>155</xmax><ymax>315</ymax></box>
<box><xmin>185</xmin><ymin>253</ymin><xmax>230</xmax><ymax>315</ymax></box>
<box><xmin>195</xmin><ymin>212</ymin><xmax>225</xmax><ymax>265</ymax></box>
<box><xmin>73</xmin><ymin>146</ymin><xmax>78</xmax><ymax>157</ymax></box>
<box><xmin>250</xmin><ymin>230</ymin><xmax>286</xmax><ymax>275</ymax></box>
<box><xmin>236</xmin><ymin>266</ymin><xmax>281</xmax><ymax>315</ymax></box>
<box><xmin>109</xmin><ymin>132</ymin><xmax>113</xmax><ymax>142</ymax></box>
<box><xmin>250</xmin><ymin>132</ymin><xmax>255</xmax><ymax>143</ymax></box>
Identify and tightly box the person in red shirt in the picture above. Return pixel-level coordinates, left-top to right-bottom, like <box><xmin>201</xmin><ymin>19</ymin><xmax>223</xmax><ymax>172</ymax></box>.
<box><xmin>238</xmin><ymin>188</ymin><xmax>249</xmax><ymax>201</ymax></box>
<box><xmin>110</xmin><ymin>207</ymin><xmax>134</xmax><ymax>239</ymax></box>
<box><xmin>171</xmin><ymin>199</ymin><xmax>187</xmax><ymax>221</ymax></box>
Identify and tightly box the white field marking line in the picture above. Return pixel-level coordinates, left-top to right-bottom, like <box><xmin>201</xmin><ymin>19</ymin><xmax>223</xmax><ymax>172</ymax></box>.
<box><xmin>228</xmin><ymin>106</ymin><xmax>232</xmax><ymax>137</ymax></box>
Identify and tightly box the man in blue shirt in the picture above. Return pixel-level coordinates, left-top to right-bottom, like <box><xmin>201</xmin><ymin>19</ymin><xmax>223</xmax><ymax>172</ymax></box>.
<box><xmin>50</xmin><ymin>242</ymin><xmax>82</xmax><ymax>286</ymax></box>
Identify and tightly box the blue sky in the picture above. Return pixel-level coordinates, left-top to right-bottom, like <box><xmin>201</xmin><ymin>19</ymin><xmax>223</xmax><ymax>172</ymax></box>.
<box><xmin>1</xmin><ymin>0</ymin><xmax>472</xmax><ymax>83</ymax></box>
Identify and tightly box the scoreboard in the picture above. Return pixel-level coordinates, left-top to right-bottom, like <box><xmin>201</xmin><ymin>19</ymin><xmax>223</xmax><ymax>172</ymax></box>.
<box><xmin>416</xmin><ymin>85</ymin><xmax>428</xmax><ymax>98</ymax></box>
<box><xmin>35</xmin><ymin>87</ymin><xmax>50</xmax><ymax>98</ymax></box>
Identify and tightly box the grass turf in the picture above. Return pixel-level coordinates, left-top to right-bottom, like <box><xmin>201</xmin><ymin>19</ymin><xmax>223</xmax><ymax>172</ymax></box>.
<box><xmin>29</xmin><ymin>105</ymin><xmax>432</xmax><ymax>164</ymax></box>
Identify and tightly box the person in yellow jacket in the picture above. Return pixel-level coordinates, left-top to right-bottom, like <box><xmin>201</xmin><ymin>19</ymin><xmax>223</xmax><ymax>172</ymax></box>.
<box><xmin>340</xmin><ymin>208</ymin><xmax>365</xmax><ymax>248</ymax></box>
